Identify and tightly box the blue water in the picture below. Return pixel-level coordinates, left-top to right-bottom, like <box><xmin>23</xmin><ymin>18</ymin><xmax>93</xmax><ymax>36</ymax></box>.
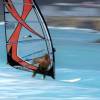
<box><xmin>0</xmin><ymin>27</ymin><xmax>100</xmax><ymax>100</ymax></box>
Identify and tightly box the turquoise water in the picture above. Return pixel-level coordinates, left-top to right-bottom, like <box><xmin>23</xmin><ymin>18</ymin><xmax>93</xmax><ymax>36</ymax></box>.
<box><xmin>0</xmin><ymin>27</ymin><xmax>100</xmax><ymax>100</ymax></box>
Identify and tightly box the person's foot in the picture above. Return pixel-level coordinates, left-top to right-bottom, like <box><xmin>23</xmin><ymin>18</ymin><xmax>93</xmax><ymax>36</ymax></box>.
<box><xmin>43</xmin><ymin>75</ymin><xmax>46</xmax><ymax>79</ymax></box>
<box><xmin>32</xmin><ymin>74</ymin><xmax>35</xmax><ymax>77</ymax></box>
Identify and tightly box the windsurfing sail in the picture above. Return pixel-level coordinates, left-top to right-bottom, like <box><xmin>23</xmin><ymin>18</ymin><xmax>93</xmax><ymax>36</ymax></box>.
<box><xmin>2</xmin><ymin>0</ymin><xmax>55</xmax><ymax>79</ymax></box>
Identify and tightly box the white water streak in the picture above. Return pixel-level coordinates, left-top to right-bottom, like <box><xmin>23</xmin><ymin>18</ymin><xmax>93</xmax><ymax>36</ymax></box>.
<box><xmin>61</xmin><ymin>78</ymin><xmax>81</xmax><ymax>83</ymax></box>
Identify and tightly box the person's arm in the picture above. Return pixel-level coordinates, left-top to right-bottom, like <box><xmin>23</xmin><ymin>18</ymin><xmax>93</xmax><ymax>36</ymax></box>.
<box><xmin>33</xmin><ymin>55</ymin><xmax>45</xmax><ymax>64</ymax></box>
<box><xmin>32</xmin><ymin>58</ymin><xmax>41</xmax><ymax>65</ymax></box>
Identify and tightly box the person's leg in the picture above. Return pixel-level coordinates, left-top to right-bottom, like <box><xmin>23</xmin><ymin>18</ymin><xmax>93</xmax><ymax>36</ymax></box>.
<box><xmin>43</xmin><ymin>69</ymin><xmax>47</xmax><ymax>79</ymax></box>
<box><xmin>43</xmin><ymin>74</ymin><xmax>46</xmax><ymax>79</ymax></box>
<box><xmin>32</xmin><ymin>71</ymin><xmax>37</xmax><ymax>77</ymax></box>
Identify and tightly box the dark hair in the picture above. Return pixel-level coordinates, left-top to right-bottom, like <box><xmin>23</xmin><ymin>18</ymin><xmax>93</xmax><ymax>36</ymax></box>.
<box><xmin>44</xmin><ymin>54</ymin><xmax>49</xmax><ymax>59</ymax></box>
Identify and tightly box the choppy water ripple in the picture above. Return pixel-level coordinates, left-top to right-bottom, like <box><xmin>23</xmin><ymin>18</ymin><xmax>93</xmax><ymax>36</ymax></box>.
<box><xmin>1</xmin><ymin>28</ymin><xmax>100</xmax><ymax>100</ymax></box>
<box><xmin>0</xmin><ymin>64</ymin><xmax>100</xmax><ymax>100</ymax></box>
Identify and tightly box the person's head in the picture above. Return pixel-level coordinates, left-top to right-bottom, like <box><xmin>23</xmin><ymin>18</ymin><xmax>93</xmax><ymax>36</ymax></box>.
<box><xmin>44</xmin><ymin>54</ymin><xmax>50</xmax><ymax>60</ymax></box>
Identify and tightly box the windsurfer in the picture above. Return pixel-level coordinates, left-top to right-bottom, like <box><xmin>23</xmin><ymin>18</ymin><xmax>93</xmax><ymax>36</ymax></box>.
<box><xmin>32</xmin><ymin>54</ymin><xmax>51</xmax><ymax>79</ymax></box>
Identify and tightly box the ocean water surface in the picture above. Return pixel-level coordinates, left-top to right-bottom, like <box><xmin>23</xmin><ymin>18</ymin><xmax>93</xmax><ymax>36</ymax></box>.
<box><xmin>0</xmin><ymin>27</ymin><xmax>100</xmax><ymax>100</ymax></box>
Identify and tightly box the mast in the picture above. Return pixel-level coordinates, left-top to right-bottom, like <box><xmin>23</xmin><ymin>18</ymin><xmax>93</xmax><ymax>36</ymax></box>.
<box><xmin>33</xmin><ymin>0</ymin><xmax>55</xmax><ymax>78</ymax></box>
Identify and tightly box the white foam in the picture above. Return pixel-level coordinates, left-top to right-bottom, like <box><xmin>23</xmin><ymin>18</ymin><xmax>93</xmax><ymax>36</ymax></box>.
<box><xmin>49</xmin><ymin>26</ymin><xmax>99</xmax><ymax>33</ymax></box>
<box><xmin>53</xmin><ymin>2</ymin><xmax>100</xmax><ymax>7</ymax></box>
<box><xmin>0</xmin><ymin>73</ymin><xmax>13</xmax><ymax>77</ymax></box>
<box><xmin>0</xmin><ymin>79</ymin><xmax>18</xmax><ymax>83</ymax></box>
<box><xmin>61</xmin><ymin>78</ymin><xmax>81</xmax><ymax>83</ymax></box>
<box><xmin>0</xmin><ymin>22</ymin><xmax>5</xmax><ymax>25</ymax></box>
<box><xmin>53</xmin><ymin>3</ymin><xmax>80</xmax><ymax>6</ymax></box>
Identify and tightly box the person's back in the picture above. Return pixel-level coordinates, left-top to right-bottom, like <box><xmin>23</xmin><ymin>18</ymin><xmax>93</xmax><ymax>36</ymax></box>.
<box><xmin>32</xmin><ymin>54</ymin><xmax>51</xmax><ymax>79</ymax></box>
<box><xmin>39</xmin><ymin>54</ymin><xmax>50</xmax><ymax>68</ymax></box>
